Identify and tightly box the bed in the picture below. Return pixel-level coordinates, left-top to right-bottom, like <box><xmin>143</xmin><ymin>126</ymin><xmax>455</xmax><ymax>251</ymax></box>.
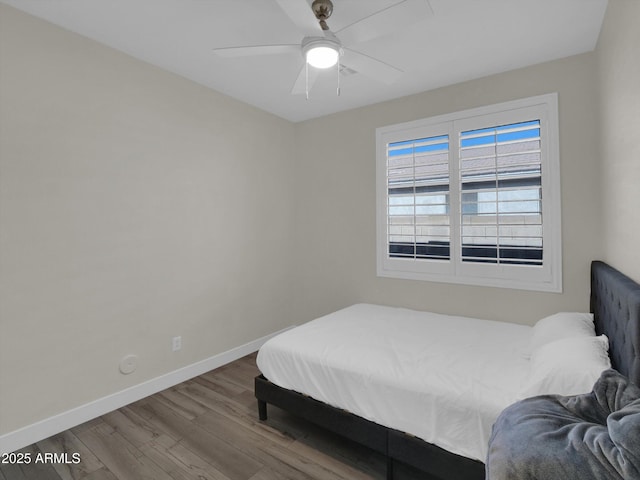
<box><xmin>254</xmin><ymin>261</ymin><xmax>640</xmax><ymax>480</ymax></box>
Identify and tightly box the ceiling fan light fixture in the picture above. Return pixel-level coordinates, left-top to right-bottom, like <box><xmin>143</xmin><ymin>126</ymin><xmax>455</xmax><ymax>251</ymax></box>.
<box><xmin>306</xmin><ymin>45</ymin><xmax>339</xmax><ymax>68</ymax></box>
<box><xmin>302</xmin><ymin>37</ymin><xmax>342</xmax><ymax>69</ymax></box>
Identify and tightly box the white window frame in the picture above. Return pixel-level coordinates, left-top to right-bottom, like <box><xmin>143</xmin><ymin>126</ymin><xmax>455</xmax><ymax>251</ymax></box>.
<box><xmin>376</xmin><ymin>93</ymin><xmax>562</xmax><ymax>292</ymax></box>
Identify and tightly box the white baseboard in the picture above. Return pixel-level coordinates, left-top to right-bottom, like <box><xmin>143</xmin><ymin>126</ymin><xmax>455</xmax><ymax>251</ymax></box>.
<box><xmin>0</xmin><ymin>327</ymin><xmax>293</xmax><ymax>454</ymax></box>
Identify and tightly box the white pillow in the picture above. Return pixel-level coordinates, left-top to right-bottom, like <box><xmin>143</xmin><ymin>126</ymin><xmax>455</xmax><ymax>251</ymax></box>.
<box><xmin>527</xmin><ymin>312</ymin><xmax>595</xmax><ymax>356</ymax></box>
<box><xmin>518</xmin><ymin>335</ymin><xmax>611</xmax><ymax>399</ymax></box>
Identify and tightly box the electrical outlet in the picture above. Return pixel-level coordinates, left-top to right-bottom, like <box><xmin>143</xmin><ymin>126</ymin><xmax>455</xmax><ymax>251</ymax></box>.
<box><xmin>172</xmin><ymin>336</ymin><xmax>182</xmax><ymax>352</ymax></box>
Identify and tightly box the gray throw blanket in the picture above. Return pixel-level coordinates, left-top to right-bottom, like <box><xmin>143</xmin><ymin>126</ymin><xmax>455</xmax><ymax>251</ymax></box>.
<box><xmin>486</xmin><ymin>369</ymin><xmax>640</xmax><ymax>480</ymax></box>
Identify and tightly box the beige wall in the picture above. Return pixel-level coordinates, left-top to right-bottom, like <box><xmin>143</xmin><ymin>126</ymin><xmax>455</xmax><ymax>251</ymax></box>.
<box><xmin>292</xmin><ymin>53</ymin><xmax>602</xmax><ymax>325</ymax></box>
<box><xmin>0</xmin><ymin>4</ymin><xmax>296</xmax><ymax>435</ymax></box>
<box><xmin>596</xmin><ymin>0</ymin><xmax>640</xmax><ymax>282</ymax></box>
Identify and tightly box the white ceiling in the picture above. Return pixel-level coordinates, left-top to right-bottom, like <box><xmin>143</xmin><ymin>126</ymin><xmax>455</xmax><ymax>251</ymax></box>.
<box><xmin>2</xmin><ymin>0</ymin><xmax>608</xmax><ymax>122</ymax></box>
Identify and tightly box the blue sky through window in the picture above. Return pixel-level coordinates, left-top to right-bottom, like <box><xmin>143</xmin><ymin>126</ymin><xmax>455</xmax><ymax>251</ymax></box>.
<box><xmin>460</xmin><ymin>120</ymin><xmax>540</xmax><ymax>148</ymax></box>
<box><xmin>388</xmin><ymin>135</ymin><xmax>449</xmax><ymax>157</ymax></box>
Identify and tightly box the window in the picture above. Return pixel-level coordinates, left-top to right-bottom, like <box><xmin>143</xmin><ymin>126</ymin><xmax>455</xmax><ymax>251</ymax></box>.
<box><xmin>376</xmin><ymin>94</ymin><xmax>561</xmax><ymax>292</ymax></box>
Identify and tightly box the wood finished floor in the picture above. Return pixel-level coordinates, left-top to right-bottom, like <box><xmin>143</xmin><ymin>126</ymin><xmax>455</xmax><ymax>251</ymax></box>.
<box><xmin>1</xmin><ymin>353</ymin><xmax>431</xmax><ymax>480</ymax></box>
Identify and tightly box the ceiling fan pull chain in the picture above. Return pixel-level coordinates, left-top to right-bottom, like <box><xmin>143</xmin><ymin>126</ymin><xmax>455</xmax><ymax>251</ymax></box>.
<box><xmin>305</xmin><ymin>60</ymin><xmax>310</xmax><ymax>100</ymax></box>
<box><xmin>336</xmin><ymin>61</ymin><xmax>341</xmax><ymax>96</ymax></box>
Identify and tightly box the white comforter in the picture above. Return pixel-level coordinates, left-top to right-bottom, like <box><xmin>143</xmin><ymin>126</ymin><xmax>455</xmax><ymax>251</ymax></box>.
<box><xmin>257</xmin><ymin>303</ymin><xmax>531</xmax><ymax>461</ymax></box>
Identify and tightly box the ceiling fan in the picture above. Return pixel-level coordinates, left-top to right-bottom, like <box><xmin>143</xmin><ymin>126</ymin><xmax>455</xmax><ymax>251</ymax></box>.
<box><xmin>213</xmin><ymin>0</ymin><xmax>431</xmax><ymax>96</ymax></box>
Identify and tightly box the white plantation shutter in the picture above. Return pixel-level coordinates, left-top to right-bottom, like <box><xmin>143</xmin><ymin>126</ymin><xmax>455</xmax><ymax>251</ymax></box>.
<box><xmin>377</xmin><ymin>94</ymin><xmax>561</xmax><ymax>292</ymax></box>
<box><xmin>387</xmin><ymin>134</ymin><xmax>450</xmax><ymax>261</ymax></box>
<box><xmin>459</xmin><ymin>120</ymin><xmax>543</xmax><ymax>265</ymax></box>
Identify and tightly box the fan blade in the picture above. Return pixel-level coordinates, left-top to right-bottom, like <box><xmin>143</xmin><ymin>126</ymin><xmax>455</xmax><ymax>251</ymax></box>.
<box><xmin>275</xmin><ymin>0</ymin><xmax>323</xmax><ymax>37</ymax></box>
<box><xmin>342</xmin><ymin>48</ymin><xmax>403</xmax><ymax>84</ymax></box>
<box><xmin>213</xmin><ymin>44</ymin><xmax>299</xmax><ymax>57</ymax></box>
<box><xmin>291</xmin><ymin>64</ymin><xmax>320</xmax><ymax>95</ymax></box>
<box><xmin>336</xmin><ymin>0</ymin><xmax>432</xmax><ymax>46</ymax></box>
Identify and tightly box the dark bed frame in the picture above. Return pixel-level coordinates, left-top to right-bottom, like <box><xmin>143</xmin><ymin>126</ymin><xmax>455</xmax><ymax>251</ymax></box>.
<box><xmin>255</xmin><ymin>261</ymin><xmax>640</xmax><ymax>480</ymax></box>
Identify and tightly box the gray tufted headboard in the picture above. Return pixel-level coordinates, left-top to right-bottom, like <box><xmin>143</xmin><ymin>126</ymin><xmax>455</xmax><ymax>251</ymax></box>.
<box><xmin>590</xmin><ymin>261</ymin><xmax>640</xmax><ymax>386</ymax></box>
